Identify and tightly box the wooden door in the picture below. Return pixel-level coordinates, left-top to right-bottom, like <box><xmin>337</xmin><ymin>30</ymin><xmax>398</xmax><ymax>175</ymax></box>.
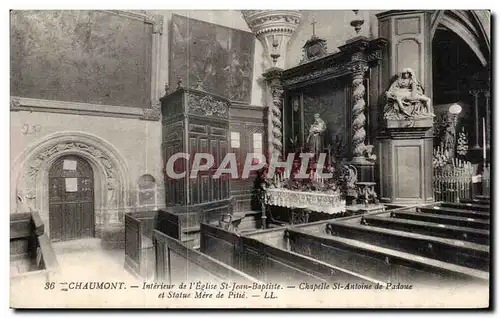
<box><xmin>49</xmin><ymin>155</ymin><xmax>95</xmax><ymax>242</ymax></box>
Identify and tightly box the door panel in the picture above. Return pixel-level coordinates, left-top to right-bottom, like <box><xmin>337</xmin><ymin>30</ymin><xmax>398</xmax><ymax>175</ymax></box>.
<box><xmin>48</xmin><ymin>156</ymin><xmax>95</xmax><ymax>242</ymax></box>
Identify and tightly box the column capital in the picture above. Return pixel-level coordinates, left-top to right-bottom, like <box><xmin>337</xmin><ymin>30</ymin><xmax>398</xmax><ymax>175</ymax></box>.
<box><xmin>348</xmin><ymin>63</ymin><xmax>369</xmax><ymax>79</ymax></box>
<box><xmin>242</xmin><ymin>10</ymin><xmax>302</xmax><ymax>69</ymax></box>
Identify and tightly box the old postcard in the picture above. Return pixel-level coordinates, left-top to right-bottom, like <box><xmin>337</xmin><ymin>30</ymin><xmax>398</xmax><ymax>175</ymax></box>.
<box><xmin>9</xmin><ymin>9</ymin><xmax>491</xmax><ymax>308</ymax></box>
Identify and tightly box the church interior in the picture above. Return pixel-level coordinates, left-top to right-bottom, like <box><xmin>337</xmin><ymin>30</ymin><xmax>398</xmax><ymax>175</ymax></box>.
<box><xmin>9</xmin><ymin>10</ymin><xmax>491</xmax><ymax>307</ymax></box>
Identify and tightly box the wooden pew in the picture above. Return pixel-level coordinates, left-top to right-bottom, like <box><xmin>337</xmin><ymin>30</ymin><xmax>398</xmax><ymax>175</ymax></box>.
<box><xmin>10</xmin><ymin>212</ymin><xmax>59</xmax><ymax>284</ymax></box>
<box><xmin>124</xmin><ymin>211</ymin><xmax>156</xmax><ymax>278</ymax></box>
<box><xmin>390</xmin><ymin>210</ymin><xmax>490</xmax><ymax>230</ymax></box>
<box><xmin>199</xmin><ymin>223</ymin><xmax>386</xmax><ymax>286</ymax></box>
<box><xmin>152</xmin><ymin>229</ymin><xmax>262</xmax><ymax>285</ymax></box>
<box><xmin>286</xmin><ymin>227</ymin><xmax>488</xmax><ymax>287</ymax></box>
<box><xmin>418</xmin><ymin>206</ymin><xmax>490</xmax><ymax>219</ymax></box>
<box><xmin>124</xmin><ymin>210</ymin><xmax>182</xmax><ymax>279</ymax></box>
<box><xmin>475</xmin><ymin>195</ymin><xmax>490</xmax><ymax>201</ymax></box>
<box><xmin>436</xmin><ymin>202</ymin><xmax>490</xmax><ymax>213</ymax></box>
<box><xmin>326</xmin><ymin>221</ymin><xmax>489</xmax><ymax>271</ymax></box>
<box><xmin>460</xmin><ymin>198</ymin><xmax>490</xmax><ymax>205</ymax></box>
<box><xmin>362</xmin><ymin>215</ymin><xmax>489</xmax><ymax>245</ymax></box>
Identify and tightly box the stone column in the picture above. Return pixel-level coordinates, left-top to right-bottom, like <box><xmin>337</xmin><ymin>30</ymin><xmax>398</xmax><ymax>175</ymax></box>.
<box><xmin>350</xmin><ymin>63</ymin><xmax>369</xmax><ymax>161</ymax></box>
<box><xmin>376</xmin><ymin>10</ymin><xmax>434</xmax><ymax>205</ymax></box>
<box><xmin>242</xmin><ymin>10</ymin><xmax>301</xmax><ymax>158</ymax></box>
<box><xmin>470</xmin><ymin>89</ymin><xmax>481</xmax><ymax>149</ymax></box>
<box><xmin>338</xmin><ymin>37</ymin><xmax>374</xmax><ymax>184</ymax></box>
<box><xmin>263</xmin><ymin>68</ymin><xmax>284</xmax><ymax>158</ymax></box>
<box><xmin>376</xmin><ymin>10</ymin><xmax>433</xmax><ymax>100</ymax></box>
<box><xmin>484</xmin><ymin>90</ymin><xmax>490</xmax><ymax>147</ymax></box>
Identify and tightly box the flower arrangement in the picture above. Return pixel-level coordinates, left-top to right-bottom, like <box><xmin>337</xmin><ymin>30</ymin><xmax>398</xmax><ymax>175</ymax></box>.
<box><xmin>433</xmin><ymin>146</ymin><xmax>450</xmax><ymax>169</ymax></box>
<box><xmin>258</xmin><ymin>150</ymin><xmax>353</xmax><ymax>196</ymax></box>
<box><xmin>456</xmin><ymin>127</ymin><xmax>469</xmax><ymax>157</ymax></box>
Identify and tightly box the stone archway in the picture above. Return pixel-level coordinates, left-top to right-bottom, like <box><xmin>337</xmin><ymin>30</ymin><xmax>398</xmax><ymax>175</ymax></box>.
<box><xmin>12</xmin><ymin>132</ymin><xmax>130</xmax><ymax>238</ymax></box>
<box><xmin>431</xmin><ymin>10</ymin><xmax>490</xmax><ymax>67</ymax></box>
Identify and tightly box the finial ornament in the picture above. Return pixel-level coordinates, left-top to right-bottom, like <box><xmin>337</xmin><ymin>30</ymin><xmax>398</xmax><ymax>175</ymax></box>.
<box><xmin>176</xmin><ymin>76</ymin><xmax>183</xmax><ymax>89</ymax></box>
<box><xmin>350</xmin><ymin>10</ymin><xmax>365</xmax><ymax>34</ymax></box>
<box><xmin>270</xmin><ymin>36</ymin><xmax>281</xmax><ymax>65</ymax></box>
<box><xmin>311</xmin><ymin>19</ymin><xmax>317</xmax><ymax>38</ymax></box>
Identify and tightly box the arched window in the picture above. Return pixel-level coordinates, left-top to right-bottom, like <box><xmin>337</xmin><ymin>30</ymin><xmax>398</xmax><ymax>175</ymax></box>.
<box><xmin>137</xmin><ymin>174</ymin><xmax>156</xmax><ymax>209</ymax></box>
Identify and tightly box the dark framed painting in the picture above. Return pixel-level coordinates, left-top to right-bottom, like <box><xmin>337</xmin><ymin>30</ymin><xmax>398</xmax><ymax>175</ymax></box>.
<box><xmin>10</xmin><ymin>10</ymin><xmax>153</xmax><ymax>108</ymax></box>
<box><xmin>169</xmin><ymin>14</ymin><xmax>255</xmax><ymax>104</ymax></box>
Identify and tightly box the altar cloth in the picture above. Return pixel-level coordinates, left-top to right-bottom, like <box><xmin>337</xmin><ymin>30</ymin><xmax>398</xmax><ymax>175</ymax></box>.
<box><xmin>265</xmin><ymin>188</ymin><xmax>346</xmax><ymax>214</ymax></box>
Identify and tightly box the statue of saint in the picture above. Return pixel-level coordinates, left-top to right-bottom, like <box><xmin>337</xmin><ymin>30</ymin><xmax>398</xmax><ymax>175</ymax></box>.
<box><xmin>384</xmin><ymin>68</ymin><xmax>433</xmax><ymax>118</ymax></box>
<box><xmin>443</xmin><ymin>121</ymin><xmax>456</xmax><ymax>154</ymax></box>
<box><xmin>306</xmin><ymin>113</ymin><xmax>327</xmax><ymax>157</ymax></box>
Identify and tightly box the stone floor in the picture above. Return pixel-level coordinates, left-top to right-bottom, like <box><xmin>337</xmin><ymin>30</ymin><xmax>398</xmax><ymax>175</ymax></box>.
<box><xmin>10</xmin><ymin>238</ymin><xmax>141</xmax><ymax>308</ymax></box>
<box><xmin>51</xmin><ymin>238</ymin><xmax>136</xmax><ymax>281</ymax></box>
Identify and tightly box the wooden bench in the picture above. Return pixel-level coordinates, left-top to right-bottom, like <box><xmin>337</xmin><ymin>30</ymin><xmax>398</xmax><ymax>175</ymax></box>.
<box><xmin>436</xmin><ymin>202</ymin><xmax>490</xmax><ymax>213</ymax></box>
<box><xmin>286</xmin><ymin>227</ymin><xmax>488</xmax><ymax>286</ymax></box>
<box><xmin>199</xmin><ymin>223</ymin><xmax>386</xmax><ymax>286</ymax></box>
<box><xmin>326</xmin><ymin>221</ymin><xmax>489</xmax><ymax>271</ymax></box>
<box><xmin>362</xmin><ymin>215</ymin><xmax>489</xmax><ymax>245</ymax></box>
<box><xmin>152</xmin><ymin>229</ymin><xmax>262</xmax><ymax>285</ymax></box>
<box><xmin>390</xmin><ymin>210</ymin><xmax>490</xmax><ymax>230</ymax></box>
<box><xmin>10</xmin><ymin>211</ymin><xmax>59</xmax><ymax>284</ymax></box>
<box><xmin>418</xmin><ymin>206</ymin><xmax>490</xmax><ymax>219</ymax></box>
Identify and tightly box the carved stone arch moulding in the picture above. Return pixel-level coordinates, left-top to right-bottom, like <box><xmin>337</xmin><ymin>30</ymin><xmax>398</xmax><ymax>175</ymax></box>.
<box><xmin>13</xmin><ymin>132</ymin><xmax>130</xmax><ymax>234</ymax></box>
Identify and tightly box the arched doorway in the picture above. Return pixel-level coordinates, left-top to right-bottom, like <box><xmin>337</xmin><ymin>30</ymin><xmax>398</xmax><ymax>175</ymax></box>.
<box><xmin>48</xmin><ymin>155</ymin><xmax>95</xmax><ymax>242</ymax></box>
<box><xmin>432</xmin><ymin>21</ymin><xmax>490</xmax><ymax>163</ymax></box>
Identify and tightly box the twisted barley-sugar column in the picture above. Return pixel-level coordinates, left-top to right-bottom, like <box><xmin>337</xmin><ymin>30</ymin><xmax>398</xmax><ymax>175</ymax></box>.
<box><xmin>350</xmin><ymin>64</ymin><xmax>369</xmax><ymax>158</ymax></box>
<box><xmin>270</xmin><ymin>83</ymin><xmax>284</xmax><ymax>158</ymax></box>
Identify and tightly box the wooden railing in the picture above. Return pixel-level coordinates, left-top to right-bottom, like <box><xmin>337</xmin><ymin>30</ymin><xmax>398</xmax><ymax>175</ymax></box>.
<box><xmin>10</xmin><ymin>211</ymin><xmax>59</xmax><ymax>283</ymax></box>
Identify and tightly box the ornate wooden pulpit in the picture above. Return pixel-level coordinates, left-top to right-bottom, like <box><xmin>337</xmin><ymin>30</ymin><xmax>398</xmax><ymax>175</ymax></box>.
<box><xmin>160</xmin><ymin>83</ymin><xmax>233</xmax><ymax>224</ymax></box>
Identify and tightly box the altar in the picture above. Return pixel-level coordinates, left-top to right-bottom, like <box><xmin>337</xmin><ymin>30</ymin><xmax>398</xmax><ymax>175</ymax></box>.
<box><xmin>264</xmin><ymin>188</ymin><xmax>346</xmax><ymax>224</ymax></box>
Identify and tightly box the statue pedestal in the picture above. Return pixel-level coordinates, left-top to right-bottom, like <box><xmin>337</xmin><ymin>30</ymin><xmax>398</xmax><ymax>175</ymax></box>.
<box><xmin>377</xmin><ymin>117</ymin><xmax>434</xmax><ymax>205</ymax></box>
<box><xmin>349</xmin><ymin>156</ymin><xmax>375</xmax><ymax>183</ymax></box>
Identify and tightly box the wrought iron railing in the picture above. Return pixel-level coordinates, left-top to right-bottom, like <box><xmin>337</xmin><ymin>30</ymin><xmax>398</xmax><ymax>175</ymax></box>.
<box><xmin>433</xmin><ymin>158</ymin><xmax>474</xmax><ymax>202</ymax></box>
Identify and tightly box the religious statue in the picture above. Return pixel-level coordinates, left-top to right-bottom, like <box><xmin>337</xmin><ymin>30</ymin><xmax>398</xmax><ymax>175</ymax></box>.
<box><xmin>442</xmin><ymin>120</ymin><xmax>456</xmax><ymax>154</ymax></box>
<box><xmin>306</xmin><ymin>113</ymin><xmax>327</xmax><ymax>157</ymax></box>
<box><xmin>384</xmin><ymin>68</ymin><xmax>434</xmax><ymax>119</ymax></box>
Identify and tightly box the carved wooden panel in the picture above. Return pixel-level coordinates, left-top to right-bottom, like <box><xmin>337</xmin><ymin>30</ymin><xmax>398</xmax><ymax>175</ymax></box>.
<box><xmin>162</xmin><ymin>89</ymin><xmax>230</xmax><ymax>209</ymax></box>
<box><xmin>10</xmin><ymin>10</ymin><xmax>153</xmax><ymax>107</ymax></box>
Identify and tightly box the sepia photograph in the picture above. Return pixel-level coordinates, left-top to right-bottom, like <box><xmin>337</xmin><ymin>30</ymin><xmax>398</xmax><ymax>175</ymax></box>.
<box><xmin>7</xmin><ymin>7</ymin><xmax>492</xmax><ymax>309</ymax></box>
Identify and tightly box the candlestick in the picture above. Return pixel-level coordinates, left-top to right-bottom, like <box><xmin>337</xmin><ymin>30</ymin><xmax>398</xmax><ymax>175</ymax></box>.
<box><xmin>482</xmin><ymin>117</ymin><xmax>486</xmax><ymax>162</ymax></box>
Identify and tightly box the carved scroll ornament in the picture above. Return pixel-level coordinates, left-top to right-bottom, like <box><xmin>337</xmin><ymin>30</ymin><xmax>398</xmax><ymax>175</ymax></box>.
<box><xmin>188</xmin><ymin>93</ymin><xmax>229</xmax><ymax>118</ymax></box>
